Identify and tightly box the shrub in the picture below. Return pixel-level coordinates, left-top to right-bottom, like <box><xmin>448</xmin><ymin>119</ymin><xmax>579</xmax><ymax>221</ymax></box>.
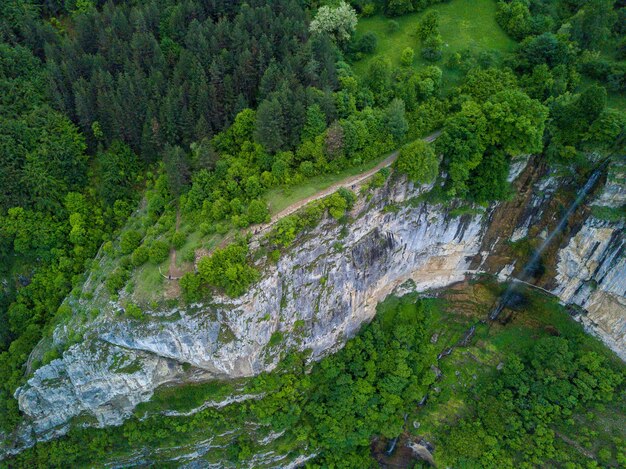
<box><xmin>361</xmin><ymin>3</ymin><xmax>375</xmax><ymax>17</ymax></box>
<box><xmin>120</xmin><ymin>230</ymin><xmax>142</xmax><ymax>255</ymax></box>
<box><xmin>401</xmin><ymin>47</ymin><xmax>415</xmax><ymax>67</ymax></box>
<box><xmin>327</xmin><ymin>192</ymin><xmax>348</xmax><ymax>220</ymax></box>
<box><xmin>171</xmin><ymin>232</ymin><xmax>187</xmax><ymax>249</ymax></box>
<box><xmin>387</xmin><ymin>20</ymin><xmax>399</xmax><ymax>34</ymax></box>
<box><xmin>125</xmin><ymin>303</ymin><xmax>144</xmax><ymax>320</ymax></box>
<box><xmin>422</xmin><ymin>35</ymin><xmax>443</xmax><ymax>62</ymax></box>
<box><xmin>197</xmin><ymin>240</ymin><xmax>258</xmax><ymax>297</ymax></box>
<box><xmin>106</xmin><ymin>268</ymin><xmax>129</xmax><ymax>294</ymax></box>
<box><xmin>269</xmin><ymin>249</ymin><xmax>281</xmax><ymax>263</ymax></box>
<box><xmin>131</xmin><ymin>245</ymin><xmax>149</xmax><ymax>267</ymax></box>
<box><xmin>247</xmin><ymin>199</ymin><xmax>270</xmax><ymax>224</ymax></box>
<box><xmin>180</xmin><ymin>272</ymin><xmax>203</xmax><ymax>302</ymax></box>
<box><xmin>268</xmin><ymin>331</ymin><xmax>283</xmax><ymax>347</ymax></box>
<box><xmin>149</xmin><ymin>240</ymin><xmax>169</xmax><ymax>264</ymax></box>
<box><xmin>354</xmin><ymin>31</ymin><xmax>378</xmax><ymax>54</ymax></box>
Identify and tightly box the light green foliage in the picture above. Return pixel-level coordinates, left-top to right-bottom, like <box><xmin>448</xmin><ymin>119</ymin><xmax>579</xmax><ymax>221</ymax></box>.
<box><xmin>496</xmin><ymin>0</ymin><xmax>532</xmax><ymax>40</ymax></box>
<box><xmin>482</xmin><ymin>89</ymin><xmax>548</xmax><ymax>156</ymax></box>
<box><xmin>460</xmin><ymin>67</ymin><xmax>518</xmax><ymax>102</ymax></box>
<box><xmin>197</xmin><ymin>240</ymin><xmax>258</xmax><ymax>297</ymax></box>
<box><xmin>106</xmin><ymin>268</ymin><xmax>130</xmax><ymax>294</ymax></box>
<box><xmin>171</xmin><ymin>232</ymin><xmax>187</xmax><ymax>249</ymax></box>
<box><xmin>395</xmin><ymin>139</ymin><xmax>439</xmax><ymax>184</ymax></box>
<box><xmin>416</xmin><ymin>10</ymin><xmax>439</xmax><ymax>42</ymax></box>
<box><xmin>148</xmin><ymin>240</ymin><xmax>169</xmax><ymax>264</ymax></box>
<box><xmin>120</xmin><ymin>230</ymin><xmax>142</xmax><ymax>255</ymax></box>
<box><xmin>124</xmin><ymin>303</ymin><xmax>143</xmax><ymax>320</ymax></box>
<box><xmin>131</xmin><ymin>245</ymin><xmax>149</xmax><ymax>267</ymax></box>
<box><xmin>327</xmin><ymin>192</ymin><xmax>348</xmax><ymax>220</ymax></box>
<box><xmin>179</xmin><ymin>272</ymin><xmax>203</xmax><ymax>302</ymax></box>
<box><xmin>247</xmin><ymin>199</ymin><xmax>270</xmax><ymax>224</ymax></box>
<box><xmin>400</xmin><ymin>46</ymin><xmax>414</xmax><ymax>66</ymax></box>
<box><xmin>309</xmin><ymin>1</ymin><xmax>358</xmax><ymax>43</ymax></box>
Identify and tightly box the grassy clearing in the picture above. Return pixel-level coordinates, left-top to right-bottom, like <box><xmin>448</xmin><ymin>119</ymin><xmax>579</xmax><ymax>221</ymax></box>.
<box><xmin>352</xmin><ymin>0</ymin><xmax>516</xmax><ymax>88</ymax></box>
<box><xmin>136</xmin><ymin>379</ymin><xmax>243</xmax><ymax>415</ymax></box>
<box><xmin>264</xmin><ymin>151</ymin><xmax>393</xmax><ymax>215</ymax></box>
<box><xmin>175</xmin><ymin>228</ymin><xmax>204</xmax><ymax>267</ymax></box>
<box><xmin>132</xmin><ymin>261</ymin><xmax>165</xmax><ymax>305</ymax></box>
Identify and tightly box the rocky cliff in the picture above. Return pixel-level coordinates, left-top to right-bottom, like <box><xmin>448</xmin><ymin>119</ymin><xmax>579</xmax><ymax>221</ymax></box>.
<box><xmin>553</xmin><ymin>161</ymin><xmax>626</xmax><ymax>359</ymax></box>
<box><xmin>5</xmin><ymin>158</ymin><xmax>626</xmax><ymax>455</ymax></box>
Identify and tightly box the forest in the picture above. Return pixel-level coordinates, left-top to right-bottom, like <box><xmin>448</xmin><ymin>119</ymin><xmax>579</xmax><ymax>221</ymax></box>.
<box><xmin>0</xmin><ymin>0</ymin><xmax>625</xmax><ymax>465</ymax></box>
<box><xmin>7</xmin><ymin>289</ymin><xmax>626</xmax><ymax>467</ymax></box>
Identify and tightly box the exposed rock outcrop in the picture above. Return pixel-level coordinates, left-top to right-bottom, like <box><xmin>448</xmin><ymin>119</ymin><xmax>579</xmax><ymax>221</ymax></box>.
<box><xmin>13</xmin><ymin>179</ymin><xmax>486</xmax><ymax>443</ymax></box>
<box><xmin>552</xmin><ymin>161</ymin><xmax>626</xmax><ymax>359</ymax></box>
<box><xmin>5</xmin><ymin>158</ymin><xmax>626</xmax><ymax>454</ymax></box>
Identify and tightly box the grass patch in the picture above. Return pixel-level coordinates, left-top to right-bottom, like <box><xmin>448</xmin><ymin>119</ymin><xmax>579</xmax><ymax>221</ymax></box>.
<box><xmin>352</xmin><ymin>0</ymin><xmax>516</xmax><ymax>89</ymax></box>
<box><xmin>176</xmin><ymin>228</ymin><xmax>203</xmax><ymax>267</ymax></box>
<box><xmin>591</xmin><ymin>204</ymin><xmax>626</xmax><ymax>222</ymax></box>
<box><xmin>135</xmin><ymin>379</ymin><xmax>243</xmax><ymax>415</ymax></box>
<box><xmin>132</xmin><ymin>261</ymin><xmax>165</xmax><ymax>304</ymax></box>
<box><xmin>264</xmin><ymin>152</ymin><xmax>393</xmax><ymax>215</ymax></box>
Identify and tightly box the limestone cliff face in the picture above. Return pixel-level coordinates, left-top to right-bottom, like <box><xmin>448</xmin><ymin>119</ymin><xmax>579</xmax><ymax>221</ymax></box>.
<box><xmin>552</xmin><ymin>162</ymin><xmax>626</xmax><ymax>360</ymax></box>
<box><xmin>13</xmin><ymin>179</ymin><xmax>486</xmax><ymax>443</ymax></box>
<box><xmin>6</xmin><ymin>160</ymin><xmax>626</xmax><ymax>452</ymax></box>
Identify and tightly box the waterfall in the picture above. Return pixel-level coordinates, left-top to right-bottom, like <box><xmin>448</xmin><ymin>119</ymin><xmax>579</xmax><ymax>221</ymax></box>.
<box><xmin>490</xmin><ymin>169</ymin><xmax>604</xmax><ymax>320</ymax></box>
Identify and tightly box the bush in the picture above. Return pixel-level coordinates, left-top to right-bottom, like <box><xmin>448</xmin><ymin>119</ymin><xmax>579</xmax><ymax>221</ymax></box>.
<box><xmin>361</xmin><ymin>3</ymin><xmax>375</xmax><ymax>17</ymax></box>
<box><xmin>327</xmin><ymin>192</ymin><xmax>348</xmax><ymax>220</ymax></box>
<box><xmin>171</xmin><ymin>231</ymin><xmax>187</xmax><ymax>249</ymax></box>
<box><xmin>247</xmin><ymin>199</ymin><xmax>270</xmax><ymax>224</ymax></box>
<box><xmin>269</xmin><ymin>249</ymin><xmax>281</xmax><ymax>263</ymax></box>
<box><xmin>106</xmin><ymin>268</ymin><xmax>129</xmax><ymax>294</ymax></box>
<box><xmin>395</xmin><ymin>139</ymin><xmax>439</xmax><ymax>184</ymax></box>
<box><xmin>197</xmin><ymin>240</ymin><xmax>258</xmax><ymax>297</ymax></box>
<box><xmin>401</xmin><ymin>47</ymin><xmax>415</xmax><ymax>66</ymax></box>
<box><xmin>120</xmin><ymin>230</ymin><xmax>142</xmax><ymax>255</ymax></box>
<box><xmin>422</xmin><ymin>35</ymin><xmax>443</xmax><ymax>62</ymax></box>
<box><xmin>131</xmin><ymin>245</ymin><xmax>149</xmax><ymax>267</ymax></box>
<box><xmin>268</xmin><ymin>331</ymin><xmax>283</xmax><ymax>347</ymax></box>
<box><xmin>353</xmin><ymin>31</ymin><xmax>378</xmax><ymax>54</ymax></box>
<box><xmin>387</xmin><ymin>20</ymin><xmax>399</xmax><ymax>34</ymax></box>
<box><xmin>216</xmin><ymin>223</ymin><xmax>229</xmax><ymax>235</ymax></box>
<box><xmin>149</xmin><ymin>240</ymin><xmax>169</xmax><ymax>264</ymax></box>
<box><xmin>180</xmin><ymin>272</ymin><xmax>203</xmax><ymax>302</ymax></box>
<box><xmin>125</xmin><ymin>303</ymin><xmax>144</xmax><ymax>320</ymax></box>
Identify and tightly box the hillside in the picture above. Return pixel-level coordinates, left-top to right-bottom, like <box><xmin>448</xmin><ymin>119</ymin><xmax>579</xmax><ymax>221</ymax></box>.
<box><xmin>0</xmin><ymin>0</ymin><xmax>625</xmax><ymax>467</ymax></box>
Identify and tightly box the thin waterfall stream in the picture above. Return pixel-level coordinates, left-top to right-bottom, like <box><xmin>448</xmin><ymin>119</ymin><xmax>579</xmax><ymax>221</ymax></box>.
<box><xmin>490</xmin><ymin>168</ymin><xmax>604</xmax><ymax>320</ymax></box>
<box><xmin>383</xmin><ymin>167</ymin><xmax>605</xmax><ymax>460</ymax></box>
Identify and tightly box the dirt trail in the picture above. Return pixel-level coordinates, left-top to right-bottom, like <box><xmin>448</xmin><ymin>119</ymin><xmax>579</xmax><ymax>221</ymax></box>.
<box><xmin>258</xmin><ymin>130</ymin><xmax>442</xmax><ymax>234</ymax></box>
<box><xmin>183</xmin><ymin>131</ymin><xmax>440</xmax><ymax>271</ymax></box>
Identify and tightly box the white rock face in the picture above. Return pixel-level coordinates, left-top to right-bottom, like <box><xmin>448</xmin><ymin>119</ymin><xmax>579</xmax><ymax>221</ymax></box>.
<box><xmin>15</xmin><ymin>341</ymin><xmax>182</xmax><ymax>431</ymax></box>
<box><xmin>552</xmin><ymin>161</ymin><xmax>626</xmax><ymax>360</ymax></box>
<box><xmin>8</xmin><ymin>165</ymin><xmax>626</xmax><ymax>449</ymax></box>
<box><xmin>553</xmin><ymin>220</ymin><xmax>626</xmax><ymax>360</ymax></box>
<box><xmin>14</xmin><ymin>180</ymin><xmax>486</xmax><ymax>440</ymax></box>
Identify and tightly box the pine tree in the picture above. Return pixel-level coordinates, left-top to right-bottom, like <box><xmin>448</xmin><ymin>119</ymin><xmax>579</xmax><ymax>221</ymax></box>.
<box><xmin>254</xmin><ymin>97</ymin><xmax>285</xmax><ymax>153</ymax></box>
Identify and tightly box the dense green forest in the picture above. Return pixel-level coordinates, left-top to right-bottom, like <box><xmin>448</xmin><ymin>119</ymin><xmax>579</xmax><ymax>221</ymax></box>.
<box><xmin>0</xmin><ymin>0</ymin><xmax>625</xmax><ymax>464</ymax></box>
<box><xmin>7</xmin><ymin>287</ymin><xmax>625</xmax><ymax>467</ymax></box>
